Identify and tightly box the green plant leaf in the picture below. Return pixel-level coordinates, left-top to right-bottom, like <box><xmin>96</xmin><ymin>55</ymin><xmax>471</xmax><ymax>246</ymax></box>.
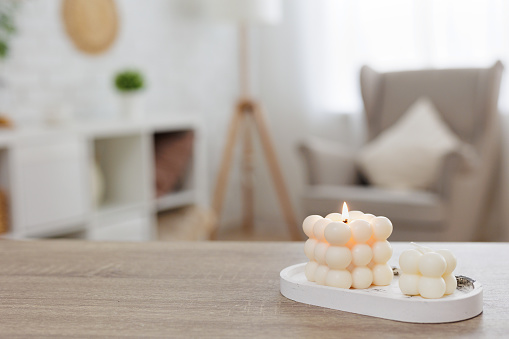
<box><xmin>0</xmin><ymin>40</ymin><xmax>8</xmax><ymax>59</ymax></box>
<box><xmin>114</xmin><ymin>70</ymin><xmax>145</xmax><ymax>92</ymax></box>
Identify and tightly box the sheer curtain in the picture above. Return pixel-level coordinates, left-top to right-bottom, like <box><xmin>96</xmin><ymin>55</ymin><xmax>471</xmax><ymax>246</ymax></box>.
<box><xmin>299</xmin><ymin>0</ymin><xmax>509</xmax><ymax>114</ymax></box>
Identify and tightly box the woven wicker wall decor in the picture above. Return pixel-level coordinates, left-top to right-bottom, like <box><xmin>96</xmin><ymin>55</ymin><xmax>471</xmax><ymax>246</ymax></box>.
<box><xmin>62</xmin><ymin>0</ymin><xmax>119</xmax><ymax>55</ymax></box>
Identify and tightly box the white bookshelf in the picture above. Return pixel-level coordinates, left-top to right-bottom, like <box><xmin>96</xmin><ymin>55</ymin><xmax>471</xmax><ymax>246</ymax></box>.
<box><xmin>1</xmin><ymin>117</ymin><xmax>207</xmax><ymax>241</ymax></box>
<box><xmin>156</xmin><ymin>190</ymin><xmax>196</xmax><ymax>211</ymax></box>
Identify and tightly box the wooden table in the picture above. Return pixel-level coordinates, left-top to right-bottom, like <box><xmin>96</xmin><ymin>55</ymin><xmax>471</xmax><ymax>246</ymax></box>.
<box><xmin>0</xmin><ymin>241</ymin><xmax>507</xmax><ymax>338</ymax></box>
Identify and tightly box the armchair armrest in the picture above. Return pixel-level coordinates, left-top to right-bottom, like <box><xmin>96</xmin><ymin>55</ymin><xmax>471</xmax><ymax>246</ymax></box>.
<box><xmin>299</xmin><ymin>137</ymin><xmax>359</xmax><ymax>186</ymax></box>
<box><xmin>433</xmin><ymin>144</ymin><xmax>479</xmax><ymax>198</ymax></box>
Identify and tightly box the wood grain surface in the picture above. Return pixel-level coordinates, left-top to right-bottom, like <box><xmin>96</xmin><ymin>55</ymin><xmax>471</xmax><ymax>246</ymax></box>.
<box><xmin>0</xmin><ymin>240</ymin><xmax>507</xmax><ymax>338</ymax></box>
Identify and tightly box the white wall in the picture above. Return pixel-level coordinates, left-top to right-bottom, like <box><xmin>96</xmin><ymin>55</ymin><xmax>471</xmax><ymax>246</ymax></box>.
<box><xmin>0</xmin><ymin>0</ymin><xmax>237</xmax><ymax>122</ymax></box>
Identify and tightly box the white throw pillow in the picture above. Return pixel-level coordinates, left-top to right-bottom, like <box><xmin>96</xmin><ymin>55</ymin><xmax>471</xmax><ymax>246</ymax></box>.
<box><xmin>357</xmin><ymin>97</ymin><xmax>461</xmax><ymax>190</ymax></box>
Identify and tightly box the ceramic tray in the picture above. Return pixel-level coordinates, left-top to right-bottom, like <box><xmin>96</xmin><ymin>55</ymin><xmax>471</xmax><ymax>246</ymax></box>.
<box><xmin>280</xmin><ymin>263</ymin><xmax>483</xmax><ymax>323</ymax></box>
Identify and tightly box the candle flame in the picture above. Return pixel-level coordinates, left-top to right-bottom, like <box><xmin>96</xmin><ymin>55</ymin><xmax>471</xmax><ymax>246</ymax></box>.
<box><xmin>342</xmin><ymin>202</ymin><xmax>349</xmax><ymax>223</ymax></box>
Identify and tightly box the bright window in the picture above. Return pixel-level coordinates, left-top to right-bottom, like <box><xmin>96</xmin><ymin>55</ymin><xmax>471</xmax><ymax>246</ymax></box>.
<box><xmin>302</xmin><ymin>0</ymin><xmax>509</xmax><ymax>113</ymax></box>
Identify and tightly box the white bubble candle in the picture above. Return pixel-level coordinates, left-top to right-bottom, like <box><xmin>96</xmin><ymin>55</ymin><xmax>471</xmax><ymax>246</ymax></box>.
<box><xmin>398</xmin><ymin>243</ymin><xmax>457</xmax><ymax>299</ymax></box>
<box><xmin>302</xmin><ymin>202</ymin><xmax>393</xmax><ymax>289</ymax></box>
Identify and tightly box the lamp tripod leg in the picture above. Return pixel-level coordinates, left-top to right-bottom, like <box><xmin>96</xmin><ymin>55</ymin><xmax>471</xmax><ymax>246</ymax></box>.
<box><xmin>242</xmin><ymin>113</ymin><xmax>255</xmax><ymax>233</ymax></box>
<box><xmin>251</xmin><ymin>103</ymin><xmax>301</xmax><ymax>241</ymax></box>
<box><xmin>210</xmin><ymin>108</ymin><xmax>245</xmax><ymax>240</ymax></box>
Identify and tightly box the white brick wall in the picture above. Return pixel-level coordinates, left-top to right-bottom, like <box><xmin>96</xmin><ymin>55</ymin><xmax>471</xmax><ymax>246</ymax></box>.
<box><xmin>0</xmin><ymin>0</ymin><xmax>237</xmax><ymax>125</ymax></box>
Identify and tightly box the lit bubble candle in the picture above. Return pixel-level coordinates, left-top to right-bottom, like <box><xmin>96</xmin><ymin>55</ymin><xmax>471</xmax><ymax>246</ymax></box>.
<box><xmin>302</xmin><ymin>202</ymin><xmax>393</xmax><ymax>289</ymax></box>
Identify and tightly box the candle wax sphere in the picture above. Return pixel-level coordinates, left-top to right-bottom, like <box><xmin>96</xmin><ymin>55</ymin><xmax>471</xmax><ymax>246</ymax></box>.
<box><xmin>360</xmin><ymin>213</ymin><xmax>375</xmax><ymax>222</ymax></box>
<box><xmin>314</xmin><ymin>265</ymin><xmax>329</xmax><ymax>285</ymax></box>
<box><xmin>351</xmin><ymin>266</ymin><xmax>373</xmax><ymax>289</ymax></box>
<box><xmin>345</xmin><ymin>237</ymin><xmax>356</xmax><ymax>249</ymax></box>
<box><xmin>304</xmin><ymin>238</ymin><xmax>317</xmax><ymax>260</ymax></box>
<box><xmin>349</xmin><ymin>219</ymin><xmax>372</xmax><ymax>243</ymax></box>
<box><xmin>325</xmin><ymin>246</ymin><xmax>352</xmax><ymax>269</ymax></box>
<box><xmin>399</xmin><ymin>249</ymin><xmax>423</xmax><ymax>274</ymax></box>
<box><xmin>443</xmin><ymin>273</ymin><xmax>457</xmax><ymax>295</ymax></box>
<box><xmin>371</xmin><ymin>216</ymin><xmax>393</xmax><ymax>240</ymax></box>
<box><xmin>367</xmin><ymin>259</ymin><xmax>376</xmax><ymax>269</ymax></box>
<box><xmin>419</xmin><ymin>252</ymin><xmax>447</xmax><ymax>277</ymax></box>
<box><xmin>346</xmin><ymin>262</ymin><xmax>355</xmax><ymax>272</ymax></box>
<box><xmin>325</xmin><ymin>212</ymin><xmax>342</xmax><ymax>222</ymax></box>
<box><xmin>313</xmin><ymin>218</ymin><xmax>331</xmax><ymax>241</ymax></box>
<box><xmin>314</xmin><ymin>242</ymin><xmax>329</xmax><ymax>265</ymax></box>
<box><xmin>303</xmin><ymin>215</ymin><xmax>322</xmax><ymax>238</ymax></box>
<box><xmin>372</xmin><ymin>240</ymin><xmax>393</xmax><ymax>264</ymax></box>
<box><xmin>352</xmin><ymin>244</ymin><xmax>373</xmax><ymax>266</ymax></box>
<box><xmin>366</xmin><ymin>234</ymin><xmax>376</xmax><ymax>247</ymax></box>
<box><xmin>305</xmin><ymin>261</ymin><xmax>318</xmax><ymax>282</ymax></box>
<box><xmin>372</xmin><ymin>263</ymin><xmax>393</xmax><ymax>286</ymax></box>
<box><xmin>419</xmin><ymin>276</ymin><xmax>446</xmax><ymax>299</ymax></box>
<box><xmin>399</xmin><ymin>273</ymin><xmax>420</xmax><ymax>295</ymax></box>
<box><xmin>324</xmin><ymin>221</ymin><xmax>351</xmax><ymax>246</ymax></box>
<box><xmin>436</xmin><ymin>249</ymin><xmax>457</xmax><ymax>275</ymax></box>
<box><xmin>348</xmin><ymin>210</ymin><xmax>364</xmax><ymax>221</ymax></box>
<box><xmin>325</xmin><ymin>269</ymin><xmax>352</xmax><ymax>289</ymax></box>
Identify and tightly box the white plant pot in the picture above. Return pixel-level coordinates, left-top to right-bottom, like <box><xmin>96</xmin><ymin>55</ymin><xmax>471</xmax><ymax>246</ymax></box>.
<box><xmin>119</xmin><ymin>92</ymin><xmax>144</xmax><ymax>120</ymax></box>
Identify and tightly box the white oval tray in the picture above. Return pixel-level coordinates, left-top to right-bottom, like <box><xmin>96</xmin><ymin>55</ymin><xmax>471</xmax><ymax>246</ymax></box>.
<box><xmin>280</xmin><ymin>263</ymin><xmax>483</xmax><ymax>323</ymax></box>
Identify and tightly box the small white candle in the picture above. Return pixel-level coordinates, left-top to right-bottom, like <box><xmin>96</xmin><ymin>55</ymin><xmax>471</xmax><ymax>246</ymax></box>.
<box><xmin>399</xmin><ymin>272</ymin><xmax>420</xmax><ymax>295</ymax></box>
<box><xmin>398</xmin><ymin>244</ymin><xmax>458</xmax><ymax>299</ymax></box>
<box><xmin>437</xmin><ymin>249</ymin><xmax>458</xmax><ymax>295</ymax></box>
<box><xmin>419</xmin><ymin>276</ymin><xmax>446</xmax><ymax>299</ymax></box>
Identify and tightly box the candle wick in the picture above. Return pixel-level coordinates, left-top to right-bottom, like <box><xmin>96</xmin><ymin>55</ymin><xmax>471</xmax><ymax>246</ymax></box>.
<box><xmin>343</xmin><ymin>218</ymin><xmax>348</xmax><ymax>224</ymax></box>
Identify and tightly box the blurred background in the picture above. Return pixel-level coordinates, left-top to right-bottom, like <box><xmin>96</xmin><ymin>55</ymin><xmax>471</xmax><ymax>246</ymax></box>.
<box><xmin>0</xmin><ymin>0</ymin><xmax>508</xmax><ymax>242</ymax></box>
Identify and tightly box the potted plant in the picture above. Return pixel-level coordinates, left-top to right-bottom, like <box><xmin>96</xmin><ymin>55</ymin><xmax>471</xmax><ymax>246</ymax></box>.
<box><xmin>0</xmin><ymin>1</ymin><xmax>20</xmax><ymax>128</ymax></box>
<box><xmin>0</xmin><ymin>1</ymin><xmax>18</xmax><ymax>61</ymax></box>
<box><xmin>114</xmin><ymin>69</ymin><xmax>145</xmax><ymax>119</ymax></box>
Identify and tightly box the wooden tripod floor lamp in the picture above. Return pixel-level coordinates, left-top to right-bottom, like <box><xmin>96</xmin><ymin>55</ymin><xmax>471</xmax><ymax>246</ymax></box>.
<box><xmin>208</xmin><ymin>0</ymin><xmax>301</xmax><ymax>240</ymax></box>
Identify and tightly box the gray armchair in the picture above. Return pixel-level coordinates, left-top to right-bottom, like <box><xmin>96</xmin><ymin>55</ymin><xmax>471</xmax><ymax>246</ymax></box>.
<box><xmin>300</xmin><ymin>61</ymin><xmax>503</xmax><ymax>241</ymax></box>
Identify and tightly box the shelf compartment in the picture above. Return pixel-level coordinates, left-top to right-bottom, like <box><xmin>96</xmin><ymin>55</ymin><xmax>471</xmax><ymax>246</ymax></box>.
<box><xmin>156</xmin><ymin>189</ymin><xmax>196</xmax><ymax>212</ymax></box>
<box><xmin>12</xmin><ymin>138</ymin><xmax>87</xmax><ymax>235</ymax></box>
<box><xmin>153</xmin><ymin>130</ymin><xmax>195</xmax><ymax>197</ymax></box>
<box><xmin>93</xmin><ymin>134</ymin><xmax>147</xmax><ymax>211</ymax></box>
<box><xmin>89</xmin><ymin>207</ymin><xmax>153</xmax><ymax>242</ymax></box>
